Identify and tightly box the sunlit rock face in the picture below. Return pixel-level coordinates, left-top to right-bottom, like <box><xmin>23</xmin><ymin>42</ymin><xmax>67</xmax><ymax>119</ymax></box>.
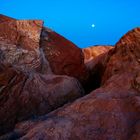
<box><xmin>5</xmin><ymin>28</ymin><xmax>140</xmax><ymax>140</ymax></box>
<box><xmin>0</xmin><ymin>14</ymin><xmax>140</xmax><ymax>140</ymax></box>
<box><xmin>0</xmin><ymin>15</ymin><xmax>44</xmax><ymax>72</ymax></box>
<box><xmin>82</xmin><ymin>45</ymin><xmax>113</xmax><ymax>64</ymax></box>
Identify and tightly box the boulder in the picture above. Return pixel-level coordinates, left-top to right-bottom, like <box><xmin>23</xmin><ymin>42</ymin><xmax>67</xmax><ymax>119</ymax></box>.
<box><xmin>0</xmin><ymin>63</ymin><xmax>84</xmax><ymax>135</ymax></box>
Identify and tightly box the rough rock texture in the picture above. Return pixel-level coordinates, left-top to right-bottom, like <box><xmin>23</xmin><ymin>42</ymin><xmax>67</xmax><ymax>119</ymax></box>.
<box><xmin>102</xmin><ymin>28</ymin><xmax>140</xmax><ymax>85</ymax></box>
<box><xmin>40</xmin><ymin>27</ymin><xmax>89</xmax><ymax>83</ymax></box>
<box><xmin>0</xmin><ymin>17</ymin><xmax>45</xmax><ymax>72</ymax></box>
<box><xmin>0</xmin><ymin>14</ymin><xmax>140</xmax><ymax>140</ymax></box>
<box><xmin>82</xmin><ymin>46</ymin><xmax>114</xmax><ymax>73</ymax></box>
<box><xmin>0</xmin><ymin>14</ymin><xmax>15</xmax><ymax>23</ymax></box>
<box><xmin>5</xmin><ymin>28</ymin><xmax>140</xmax><ymax>140</ymax></box>
<box><xmin>82</xmin><ymin>45</ymin><xmax>113</xmax><ymax>64</ymax></box>
<box><xmin>8</xmin><ymin>83</ymin><xmax>140</xmax><ymax>140</ymax></box>
<box><xmin>0</xmin><ymin>62</ymin><xmax>84</xmax><ymax>135</ymax></box>
<box><xmin>0</xmin><ymin>15</ymin><xmax>84</xmax><ymax>135</ymax></box>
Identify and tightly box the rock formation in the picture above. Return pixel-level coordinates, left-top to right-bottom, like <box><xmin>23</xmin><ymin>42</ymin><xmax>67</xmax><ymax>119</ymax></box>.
<box><xmin>0</xmin><ymin>14</ymin><xmax>85</xmax><ymax>135</ymax></box>
<box><xmin>82</xmin><ymin>45</ymin><xmax>113</xmax><ymax>64</ymax></box>
<box><xmin>0</xmin><ymin>16</ymin><xmax>44</xmax><ymax>72</ymax></box>
<box><xmin>40</xmin><ymin>27</ymin><xmax>89</xmax><ymax>83</ymax></box>
<box><xmin>0</xmin><ymin>62</ymin><xmax>84</xmax><ymax>135</ymax></box>
<box><xmin>0</xmin><ymin>14</ymin><xmax>140</xmax><ymax>140</ymax></box>
<box><xmin>82</xmin><ymin>46</ymin><xmax>114</xmax><ymax>92</ymax></box>
<box><xmin>0</xmin><ymin>14</ymin><xmax>88</xmax><ymax>82</ymax></box>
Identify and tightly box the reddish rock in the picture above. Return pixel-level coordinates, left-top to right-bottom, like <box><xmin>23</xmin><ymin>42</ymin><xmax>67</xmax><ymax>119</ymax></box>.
<box><xmin>0</xmin><ymin>14</ymin><xmax>15</xmax><ymax>23</ymax></box>
<box><xmin>130</xmin><ymin>120</ymin><xmax>140</xmax><ymax>140</ymax></box>
<box><xmin>0</xmin><ymin>15</ymin><xmax>88</xmax><ymax>136</ymax></box>
<box><xmin>82</xmin><ymin>45</ymin><xmax>113</xmax><ymax>64</ymax></box>
<box><xmin>8</xmin><ymin>76</ymin><xmax>140</xmax><ymax>140</ymax></box>
<box><xmin>0</xmin><ymin>15</ymin><xmax>140</xmax><ymax>140</ymax></box>
<box><xmin>40</xmin><ymin>27</ymin><xmax>89</xmax><ymax>83</ymax></box>
<box><xmin>102</xmin><ymin>28</ymin><xmax>140</xmax><ymax>84</ymax></box>
<box><xmin>0</xmin><ymin>63</ymin><xmax>84</xmax><ymax>135</ymax></box>
<box><xmin>0</xmin><ymin>15</ymin><xmax>89</xmax><ymax>84</ymax></box>
<box><xmin>6</xmin><ymin>28</ymin><xmax>140</xmax><ymax>140</ymax></box>
<box><xmin>0</xmin><ymin>18</ymin><xmax>44</xmax><ymax>72</ymax></box>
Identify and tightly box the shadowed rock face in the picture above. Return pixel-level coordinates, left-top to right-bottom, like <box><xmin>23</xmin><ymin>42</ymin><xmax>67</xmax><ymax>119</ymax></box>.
<box><xmin>82</xmin><ymin>46</ymin><xmax>114</xmax><ymax>93</ymax></box>
<box><xmin>5</xmin><ymin>28</ymin><xmax>140</xmax><ymax>140</ymax></box>
<box><xmin>40</xmin><ymin>27</ymin><xmax>89</xmax><ymax>83</ymax></box>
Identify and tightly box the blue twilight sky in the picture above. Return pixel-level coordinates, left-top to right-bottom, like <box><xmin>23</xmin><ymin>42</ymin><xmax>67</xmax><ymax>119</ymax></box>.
<box><xmin>0</xmin><ymin>0</ymin><xmax>140</xmax><ymax>48</ymax></box>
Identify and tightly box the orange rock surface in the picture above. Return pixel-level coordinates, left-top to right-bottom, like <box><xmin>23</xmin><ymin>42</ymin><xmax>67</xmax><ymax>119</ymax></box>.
<box><xmin>40</xmin><ymin>27</ymin><xmax>89</xmax><ymax>83</ymax></box>
<box><xmin>82</xmin><ymin>45</ymin><xmax>113</xmax><ymax>63</ymax></box>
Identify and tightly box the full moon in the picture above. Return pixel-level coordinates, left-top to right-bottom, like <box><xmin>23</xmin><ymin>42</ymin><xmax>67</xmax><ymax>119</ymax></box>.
<box><xmin>91</xmin><ymin>24</ymin><xmax>95</xmax><ymax>28</ymax></box>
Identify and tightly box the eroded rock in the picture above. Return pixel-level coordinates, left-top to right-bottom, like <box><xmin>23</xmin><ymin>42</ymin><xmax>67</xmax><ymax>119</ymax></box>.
<box><xmin>0</xmin><ymin>14</ymin><xmax>140</xmax><ymax>140</ymax></box>
<box><xmin>0</xmin><ymin>15</ymin><xmax>89</xmax><ymax>84</ymax></box>
<box><xmin>7</xmin><ymin>28</ymin><xmax>140</xmax><ymax>140</ymax></box>
<box><xmin>0</xmin><ymin>63</ymin><xmax>84</xmax><ymax>135</ymax></box>
<box><xmin>0</xmin><ymin>18</ymin><xmax>44</xmax><ymax>72</ymax></box>
<box><xmin>82</xmin><ymin>45</ymin><xmax>113</xmax><ymax>64</ymax></box>
<box><xmin>0</xmin><ymin>14</ymin><xmax>15</xmax><ymax>23</ymax></box>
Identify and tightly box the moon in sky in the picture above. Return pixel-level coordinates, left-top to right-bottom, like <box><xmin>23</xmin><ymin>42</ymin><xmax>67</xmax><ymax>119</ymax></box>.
<box><xmin>91</xmin><ymin>24</ymin><xmax>95</xmax><ymax>28</ymax></box>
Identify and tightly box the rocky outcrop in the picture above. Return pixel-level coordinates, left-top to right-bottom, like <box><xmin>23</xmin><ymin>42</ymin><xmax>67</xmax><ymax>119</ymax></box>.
<box><xmin>102</xmin><ymin>28</ymin><xmax>140</xmax><ymax>85</ymax></box>
<box><xmin>0</xmin><ymin>14</ymin><xmax>15</xmax><ymax>23</ymax></box>
<box><xmin>0</xmin><ymin>16</ymin><xmax>44</xmax><ymax>72</ymax></box>
<box><xmin>82</xmin><ymin>45</ymin><xmax>113</xmax><ymax>64</ymax></box>
<box><xmin>4</xmin><ymin>28</ymin><xmax>140</xmax><ymax>140</ymax></box>
<box><xmin>0</xmin><ymin>14</ymin><xmax>140</xmax><ymax>140</ymax></box>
